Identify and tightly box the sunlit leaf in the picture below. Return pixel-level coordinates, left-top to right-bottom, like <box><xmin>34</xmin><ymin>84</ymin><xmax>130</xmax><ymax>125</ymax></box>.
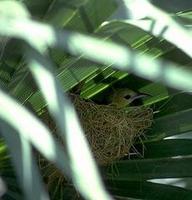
<box><xmin>27</xmin><ymin>48</ymin><xmax>112</xmax><ymax>200</ymax></box>
<box><xmin>0</xmin><ymin>122</ymin><xmax>49</xmax><ymax>200</ymax></box>
<box><xmin>104</xmin><ymin>0</ymin><xmax>192</xmax><ymax>58</ymax></box>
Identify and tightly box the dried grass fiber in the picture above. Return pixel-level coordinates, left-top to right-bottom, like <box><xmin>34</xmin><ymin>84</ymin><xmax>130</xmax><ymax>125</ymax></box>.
<box><xmin>70</xmin><ymin>93</ymin><xmax>153</xmax><ymax>165</ymax></box>
<box><xmin>39</xmin><ymin>93</ymin><xmax>153</xmax><ymax>196</ymax></box>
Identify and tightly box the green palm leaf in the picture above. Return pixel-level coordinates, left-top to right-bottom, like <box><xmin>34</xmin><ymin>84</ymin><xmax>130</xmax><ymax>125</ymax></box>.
<box><xmin>0</xmin><ymin>0</ymin><xmax>192</xmax><ymax>200</ymax></box>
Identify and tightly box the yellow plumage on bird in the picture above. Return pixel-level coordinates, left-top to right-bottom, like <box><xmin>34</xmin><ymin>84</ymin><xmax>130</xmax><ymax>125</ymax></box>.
<box><xmin>109</xmin><ymin>88</ymin><xmax>146</xmax><ymax>108</ymax></box>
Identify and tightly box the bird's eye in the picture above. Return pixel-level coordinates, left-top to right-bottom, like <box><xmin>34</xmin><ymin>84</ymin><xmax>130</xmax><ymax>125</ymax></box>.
<box><xmin>124</xmin><ymin>94</ymin><xmax>131</xmax><ymax>99</ymax></box>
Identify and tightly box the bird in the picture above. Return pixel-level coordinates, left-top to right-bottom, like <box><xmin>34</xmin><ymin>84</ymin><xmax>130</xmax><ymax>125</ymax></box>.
<box><xmin>109</xmin><ymin>88</ymin><xmax>150</xmax><ymax>108</ymax></box>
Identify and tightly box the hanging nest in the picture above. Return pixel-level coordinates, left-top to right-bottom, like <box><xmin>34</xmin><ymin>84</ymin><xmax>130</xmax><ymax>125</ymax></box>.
<box><xmin>40</xmin><ymin>93</ymin><xmax>153</xmax><ymax>166</ymax></box>
<box><xmin>70</xmin><ymin>93</ymin><xmax>153</xmax><ymax>165</ymax></box>
<box><xmin>42</xmin><ymin>94</ymin><xmax>153</xmax><ymax>165</ymax></box>
<box><xmin>38</xmin><ymin>93</ymin><xmax>153</xmax><ymax>198</ymax></box>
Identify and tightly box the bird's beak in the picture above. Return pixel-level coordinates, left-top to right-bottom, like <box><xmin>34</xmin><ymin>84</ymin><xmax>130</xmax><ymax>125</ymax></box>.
<box><xmin>129</xmin><ymin>93</ymin><xmax>151</xmax><ymax>103</ymax></box>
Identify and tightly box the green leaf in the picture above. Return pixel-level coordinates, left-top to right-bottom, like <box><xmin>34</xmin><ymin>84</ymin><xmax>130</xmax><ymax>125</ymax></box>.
<box><xmin>106</xmin><ymin>180</ymin><xmax>192</xmax><ymax>200</ymax></box>
<box><xmin>1</xmin><ymin>1</ymin><xmax>192</xmax><ymax>199</ymax></box>
<box><xmin>103</xmin><ymin>156</ymin><xmax>192</xmax><ymax>181</ymax></box>
<box><xmin>142</xmin><ymin>93</ymin><xmax>192</xmax><ymax>141</ymax></box>
<box><xmin>81</xmin><ymin>70</ymin><xmax>127</xmax><ymax>99</ymax></box>
<box><xmin>0</xmin><ymin>122</ymin><xmax>49</xmax><ymax>200</ymax></box>
<box><xmin>154</xmin><ymin>92</ymin><xmax>192</xmax><ymax>118</ymax></box>
<box><xmin>143</xmin><ymin>139</ymin><xmax>192</xmax><ymax>158</ymax></box>
<box><xmin>105</xmin><ymin>0</ymin><xmax>192</xmax><ymax>58</ymax></box>
<box><xmin>151</xmin><ymin>0</ymin><xmax>192</xmax><ymax>13</ymax></box>
<box><xmin>148</xmin><ymin>108</ymin><xmax>192</xmax><ymax>140</ymax></box>
<box><xmin>0</xmin><ymin>88</ymin><xmax>70</xmax><ymax>176</ymax></box>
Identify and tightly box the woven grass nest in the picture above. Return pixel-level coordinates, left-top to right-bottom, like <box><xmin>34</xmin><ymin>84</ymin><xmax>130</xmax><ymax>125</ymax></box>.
<box><xmin>41</xmin><ymin>93</ymin><xmax>153</xmax><ymax>166</ymax></box>
<box><xmin>39</xmin><ymin>93</ymin><xmax>153</xmax><ymax>197</ymax></box>
<box><xmin>70</xmin><ymin>93</ymin><xmax>153</xmax><ymax>165</ymax></box>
